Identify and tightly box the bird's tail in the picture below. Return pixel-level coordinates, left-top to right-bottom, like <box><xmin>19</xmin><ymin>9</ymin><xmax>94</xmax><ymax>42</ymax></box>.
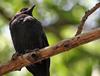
<box><xmin>26</xmin><ymin>59</ymin><xmax>50</xmax><ymax>76</ymax></box>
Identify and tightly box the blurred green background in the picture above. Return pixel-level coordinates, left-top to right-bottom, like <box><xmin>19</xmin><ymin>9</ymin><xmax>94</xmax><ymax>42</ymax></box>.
<box><xmin>0</xmin><ymin>0</ymin><xmax>100</xmax><ymax>76</ymax></box>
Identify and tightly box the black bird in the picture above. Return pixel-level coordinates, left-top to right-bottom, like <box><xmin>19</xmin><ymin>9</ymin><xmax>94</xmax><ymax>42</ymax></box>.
<box><xmin>9</xmin><ymin>5</ymin><xmax>50</xmax><ymax>76</ymax></box>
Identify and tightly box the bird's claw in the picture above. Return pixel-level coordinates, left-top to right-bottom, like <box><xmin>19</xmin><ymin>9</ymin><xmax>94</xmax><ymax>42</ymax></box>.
<box><xmin>11</xmin><ymin>52</ymin><xmax>21</xmax><ymax>60</ymax></box>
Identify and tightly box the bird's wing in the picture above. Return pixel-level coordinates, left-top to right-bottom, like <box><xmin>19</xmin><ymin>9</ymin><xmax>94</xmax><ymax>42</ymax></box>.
<box><xmin>41</xmin><ymin>32</ymin><xmax>49</xmax><ymax>47</ymax></box>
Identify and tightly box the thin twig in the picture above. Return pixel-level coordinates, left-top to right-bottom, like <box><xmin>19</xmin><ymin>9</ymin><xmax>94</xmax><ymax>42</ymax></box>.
<box><xmin>75</xmin><ymin>2</ymin><xmax>100</xmax><ymax>36</ymax></box>
<box><xmin>0</xmin><ymin>2</ymin><xmax>100</xmax><ymax>76</ymax></box>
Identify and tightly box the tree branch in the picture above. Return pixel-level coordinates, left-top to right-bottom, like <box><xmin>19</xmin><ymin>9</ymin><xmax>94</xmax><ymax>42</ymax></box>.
<box><xmin>0</xmin><ymin>2</ymin><xmax>100</xmax><ymax>76</ymax></box>
<box><xmin>0</xmin><ymin>7</ymin><xmax>12</xmax><ymax>21</ymax></box>
<box><xmin>75</xmin><ymin>2</ymin><xmax>100</xmax><ymax>36</ymax></box>
<box><xmin>0</xmin><ymin>28</ymin><xmax>100</xmax><ymax>75</ymax></box>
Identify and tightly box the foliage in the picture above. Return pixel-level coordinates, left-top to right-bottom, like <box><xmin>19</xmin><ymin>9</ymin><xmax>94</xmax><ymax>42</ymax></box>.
<box><xmin>0</xmin><ymin>0</ymin><xmax>100</xmax><ymax>76</ymax></box>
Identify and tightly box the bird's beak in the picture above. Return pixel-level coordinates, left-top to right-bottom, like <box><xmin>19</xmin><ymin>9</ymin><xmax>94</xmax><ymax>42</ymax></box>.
<box><xmin>28</xmin><ymin>5</ymin><xmax>35</xmax><ymax>13</ymax></box>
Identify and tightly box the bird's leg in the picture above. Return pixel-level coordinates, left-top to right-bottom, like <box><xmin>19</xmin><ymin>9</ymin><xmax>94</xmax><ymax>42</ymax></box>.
<box><xmin>11</xmin><ymin>52</ymin><xmax>21</xmax><ymax>60</ymax></box>
<box><xmin>11</xmin><ymin>52</ymin><xmax>19</xmax><ymax>60</ymax></box>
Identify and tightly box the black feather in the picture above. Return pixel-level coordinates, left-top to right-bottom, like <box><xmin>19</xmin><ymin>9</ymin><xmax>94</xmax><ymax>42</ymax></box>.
<box><xmin>9</xmin><ymin>5</ymin><xmax>50</xmax><ymax>76</ymax></box>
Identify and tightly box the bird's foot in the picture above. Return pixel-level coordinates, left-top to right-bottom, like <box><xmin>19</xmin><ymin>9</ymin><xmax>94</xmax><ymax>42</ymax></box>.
<box><xmin>11</xmin><ymin>52</ymin><xmax>21</xmax><ymax>60</ymax></box>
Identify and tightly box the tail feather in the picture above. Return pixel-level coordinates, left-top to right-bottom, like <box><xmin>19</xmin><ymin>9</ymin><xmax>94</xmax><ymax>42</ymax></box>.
<box><xmin>26</xmin><ymin>59</ymin><xmax>50</xmax><ymax>76</ymax></box>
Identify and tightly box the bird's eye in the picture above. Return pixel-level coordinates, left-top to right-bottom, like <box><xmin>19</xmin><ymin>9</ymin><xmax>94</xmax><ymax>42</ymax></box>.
<box><xmin>20</xmin><ymin>8</ymin><xmax>28</xmax><ymax>12</ymax></box>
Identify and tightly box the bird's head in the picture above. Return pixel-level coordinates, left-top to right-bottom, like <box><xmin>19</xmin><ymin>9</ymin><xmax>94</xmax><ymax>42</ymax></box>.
<box><xmin>9</xmin><ymin>5</ymin><xmax>35</xmax><ymax>25</ymax></box>
<box><xmin>19</xmin><ymin>5</ymin><xmax>35</xmax><ymax>16</ymax></box>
